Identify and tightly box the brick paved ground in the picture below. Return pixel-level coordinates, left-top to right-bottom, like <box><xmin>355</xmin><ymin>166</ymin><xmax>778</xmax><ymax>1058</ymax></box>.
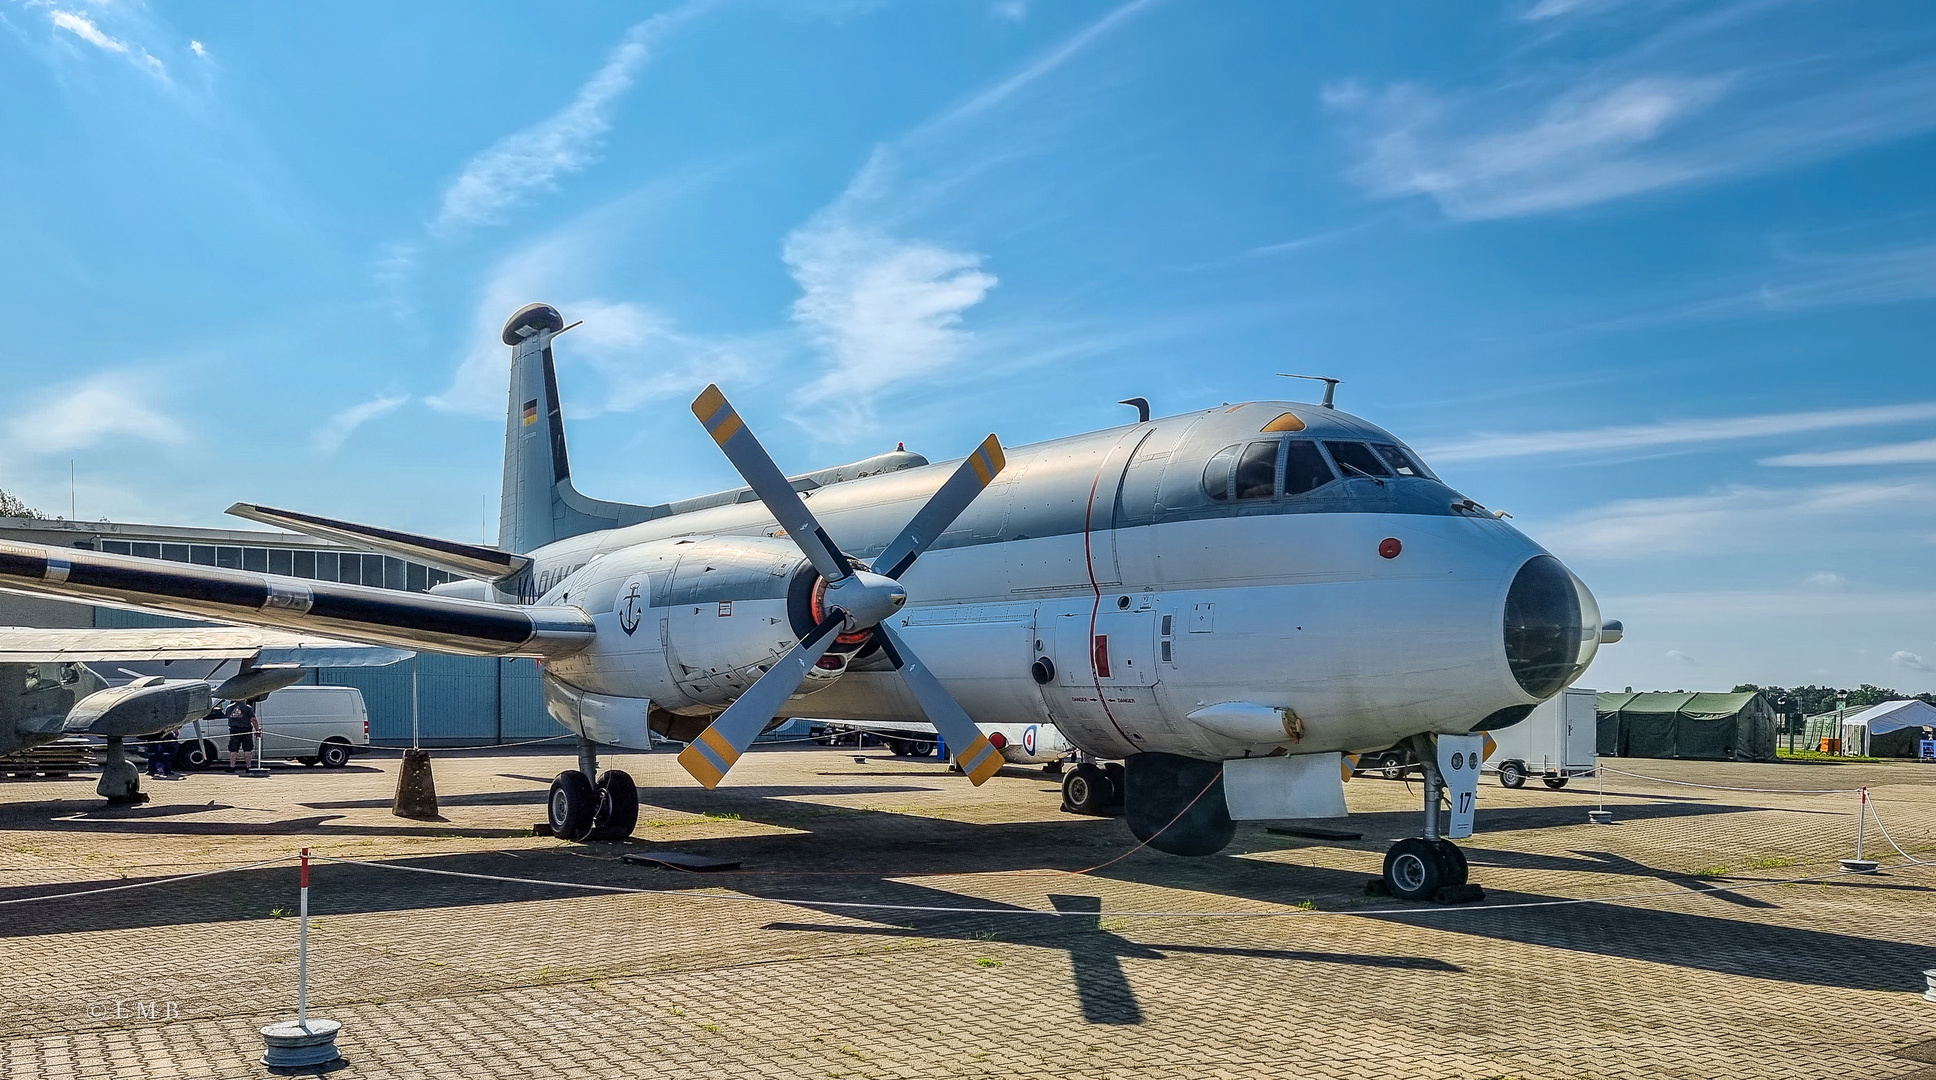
<box><xmin>1</xmin><ymin>743</ymin><xmax>1932</xmax><ymax>1078</ymax></box>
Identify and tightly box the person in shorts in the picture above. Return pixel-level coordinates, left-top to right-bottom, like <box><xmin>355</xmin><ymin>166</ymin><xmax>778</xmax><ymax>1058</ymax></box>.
<box><xmin>225</xmin><ymin>700</ymin><xmax>259</xmax><ymax>771</ymax></box>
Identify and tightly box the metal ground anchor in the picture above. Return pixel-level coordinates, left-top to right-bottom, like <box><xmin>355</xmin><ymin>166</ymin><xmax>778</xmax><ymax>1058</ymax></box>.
<box><xmin>260</xmin><ymin>1018</ymin><xmax>342</xmax><ymax>1068</ymax></box>
<box><xmin>1925</xmin><ymin>969</ymin><xmax>1936</xmax><ymax>1003</ymax></box>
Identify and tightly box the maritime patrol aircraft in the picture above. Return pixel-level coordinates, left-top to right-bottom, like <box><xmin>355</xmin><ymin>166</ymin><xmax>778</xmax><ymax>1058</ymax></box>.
<box><xmin>0</xmin><ymin>303</ymin><xmax>1614</xmax><ymax>899</ymax></box>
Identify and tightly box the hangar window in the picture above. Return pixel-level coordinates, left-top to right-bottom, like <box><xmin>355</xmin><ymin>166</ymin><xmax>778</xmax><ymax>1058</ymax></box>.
<box><xmin>100</xmin><ymin>541</ymin><xmax>132</xmax><ymax>554</ymax></box>
<box><xmin>315</xmin><ymin>552</ymin><xmax>339</xmax><ymax>581</ymax></box>
<box><xmin>1202</xmin><ymin>444</ymin><xmax>1240</xmax><ymax>501</ymax></box>
<box><xmin>294</xmin><ymin>550</ymin><xmax>316</xmax><ymax>578</ymax></box>
<box><xmin>268</xmin><ymin>549</ymin><xmax>292</xmax><ymax>575</ymax></box>
<box><xmin>1371</xmin><ymin>443</ymin><xmax>1430</xmax><ymax>478</ymax></box>
<box><xmin>216</xmin><ymin>547</ymin><xmax>242</xmax><ymax>569</ymax></box>
<box><xmin>1234</xmin><ymin>441</ymin><xmax>1279</xmax><ymax>500</ymax></box>
<box><xmin>1324</xmin><ymin>441</ymin><xmax>1393</xmax><ymax>480</ymax></box>
<box><xmin>1282</xmin><ymin>440</ymin><xmax>1336</xmax><ymax>496</ymax></box>
<box><xmin>190</xmin><ymin>545</ymin><xmax>217</xmax><ymax>566</ymax></box>
<box><xmin>243</xmin><ymin>548</ymin><xmax>268</xmax><ymax>573</ymax></box>
<box><xmin>132</xmin><ymin>542</ymin><xmax>159</xmax><ymax>559</ymax></box>
<box><xmin>162</xmin><ymin>544</ymin><xmax>190</xmax><ymax>563</ymax></box>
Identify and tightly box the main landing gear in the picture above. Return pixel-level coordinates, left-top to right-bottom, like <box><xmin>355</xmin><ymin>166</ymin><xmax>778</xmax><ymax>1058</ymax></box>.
<box><xmin>1061</xmin><ymin>760</ymin><xmax>1124</xmax><ymax>816</ymax></box>
<box><xmin>1379</xmin><ymin>733</ymin><xmax>1481</xmax><ymax>902</ymax></box>
<box><xmin>547</xmin><ymin>736</ymin><xmax>640</xmax><ymax>842</ymax></box>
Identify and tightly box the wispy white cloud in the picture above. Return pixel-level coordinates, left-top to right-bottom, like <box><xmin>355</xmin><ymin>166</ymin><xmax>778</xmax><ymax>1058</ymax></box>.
<box><xmin>1664</xmin><ymin>649</ymin><xmax>1696</xmax><ymax>665</ymax></box>
<box><xmin>10</xmin><ymin>372</ymin><xmax>185</xmax><ymax>455</ymax></box>
<box><xmin>312</xmin><ymin>394</ymin><xmax>408</xmax><ymax>455</ymax></box>
<box><xmin>1538</xmin><ymin>477</ymin><xmax>1936</xmax><ymax>559</ymax></box>
<box><xmin>782</xmin><ymin>0</ymin><xmax>1156</xmax><ymax>430</ymax></box>
<box><xmin>784</xmin><ymin>167</ymin><xmax>999</xmax><ymax>427</ymax></box>
<box><xmin>433</xmin><ymin>1</ymin><xmax>713</xmax><ymax>233</ymax></box>
<box><xmin>189</xmin><ymin>40</ymin><xmax>205</xmax><ymax>57</ymax></box>
<box><xmin>1763</xmin><ymin>437</ymin><xmax>1936</xmax><ymax>468</ymax></box>
<box><xmin>429</xmin><ymin>184</ymin><xmax>769</xmax><ymax>418</ymax></box>
<box><xmin>47</xmin><ymin>7</ymin><xmax>166</xmax><ymax>77</ymax></box>
<box><xmin>1427</xmin><ymin>400</ymin><xmax>1936</xmax><ymax>464</ymax></box>
<box><xmin>1324</xmin><ymin>6</ymin><xmax>1936</xmax><ymax>221</ymax></box>
<box><xmin>1894</xmin><ymin>650</ymin><xmax>1931</xmax><ymax>672</ymax></box>
<box><xmin>1803</xmin><ymin>570</ymin><xmax>1848</xmax><ymax>590</ymax></box>
<box><xmin>991</xmin><ymin>0</ymin><xmax>1028</xmax><ymax>22</ymax></box>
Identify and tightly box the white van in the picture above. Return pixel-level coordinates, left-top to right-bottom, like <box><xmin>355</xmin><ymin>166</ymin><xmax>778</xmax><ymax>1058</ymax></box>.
<box><xmin>176</xmin><ymin>686</ymin><xmax>371</xmax><ymax>769</ymax></box>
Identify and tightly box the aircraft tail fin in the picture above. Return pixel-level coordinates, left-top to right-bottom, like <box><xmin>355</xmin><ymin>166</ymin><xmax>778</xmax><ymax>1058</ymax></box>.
<box><xmin>499</xmin><ymin>304</ymin><xmax>664</xmax><ymax>553</ymax></box>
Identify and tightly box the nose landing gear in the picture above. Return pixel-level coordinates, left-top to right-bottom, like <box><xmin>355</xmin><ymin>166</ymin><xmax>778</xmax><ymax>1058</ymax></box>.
<box><xmin>1378</xmin><ymin>733</ymin><xmax>1482</xmax><ymax>903</ymax></box>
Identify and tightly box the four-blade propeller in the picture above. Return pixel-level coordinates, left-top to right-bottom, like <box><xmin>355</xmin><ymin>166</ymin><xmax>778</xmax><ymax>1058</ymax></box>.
<box><xmin>677</xmin><ymin>385</ymin><xmax>1009</xmax><ymax>790</ymax></box>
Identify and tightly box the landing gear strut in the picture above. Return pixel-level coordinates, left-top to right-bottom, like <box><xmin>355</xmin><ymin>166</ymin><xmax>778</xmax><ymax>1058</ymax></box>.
<box><xmin>97</xmin><ymin>737</ymin><xmax>148</xmax><ymax>806</ymax></box>
<box><xmin>548</xmin><ymin>736</ymin><xmax>639</xmax><ymax>841</ymax></box>
<box><xmin>1379</xmin><ymin>733</ymin><xmax>1479</xmax><ymax>901</ymax></box>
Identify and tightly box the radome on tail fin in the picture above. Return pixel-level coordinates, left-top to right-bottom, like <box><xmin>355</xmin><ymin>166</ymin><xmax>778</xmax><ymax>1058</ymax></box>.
<box><xmin>499</xmin><ymin>303</ymin><xmax>662</xmax><ymax>554</ymax></box>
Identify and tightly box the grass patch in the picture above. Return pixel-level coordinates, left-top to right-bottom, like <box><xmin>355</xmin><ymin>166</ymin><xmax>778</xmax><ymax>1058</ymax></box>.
<box><xmin>1776</xmin><ymin>749</ymin><xmax>1882</xmax><ymax>763</ymax></box>
<box><xmin>974</xmin><ymin>956</ymin><xmax>1001</xmax><ymax>969</ymax></box>
<box><xmin>1685</xmin><ymin>864</ymin><xmax>1730</xmax><ymax>879</ymax></box>
<box><xmin>1746</xmin><ymin>856</ymin><xmax>1801</xmax><ymax>870</ymax></box>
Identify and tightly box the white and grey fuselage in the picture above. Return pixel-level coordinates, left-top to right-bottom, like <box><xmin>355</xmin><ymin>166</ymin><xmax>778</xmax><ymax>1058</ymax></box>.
<box><xmin>498</xmin><ymin>400</ymin><xmax>1601</xmax><ymax>764</ymax></box>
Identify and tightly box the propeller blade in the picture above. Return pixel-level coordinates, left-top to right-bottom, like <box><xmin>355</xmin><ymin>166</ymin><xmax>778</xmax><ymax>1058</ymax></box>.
<box><xmin>677</xmin><ymin>611</ymin><xmax>846</xmax><ymax>789</ymax></box>
<box><xmin>692</xmin><ymin>384</ymin><xmax>850</xmax><ymax>584</ymax></box>
<box><xmin>871</xmin><ymin>434</ymin><xmax>1005</xmax><ymax>580</ymax></box>
<box><xmin>874</xmin><ymin>622</ymin><xmax>1005</xmax><ymax>786</ymax></box>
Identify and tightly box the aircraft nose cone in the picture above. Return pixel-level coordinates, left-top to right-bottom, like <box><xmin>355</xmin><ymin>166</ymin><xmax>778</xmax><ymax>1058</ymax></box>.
<box><xmin>1503</xmin><ymin>554</ymin><xmax>1586</xmax><ymax>698</ymax></box>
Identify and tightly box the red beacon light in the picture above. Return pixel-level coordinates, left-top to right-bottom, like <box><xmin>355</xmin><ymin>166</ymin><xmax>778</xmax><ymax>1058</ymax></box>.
<box><xmin>1379</xmin><ymin>537</ymin><xmax>1402</xmax><ymax>559</ymax></box>
<box><xmin>987</xmin><ymin>731</ymin><xmax>1007</xmax><ymax>749</ymax></box>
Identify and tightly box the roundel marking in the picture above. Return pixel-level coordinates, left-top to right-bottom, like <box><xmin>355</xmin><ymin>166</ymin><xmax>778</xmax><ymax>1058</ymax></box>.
<box><xmin>1022</xmin><ymin>724</ymin><xmax>1038</xmax><ymax>757</ymax></box>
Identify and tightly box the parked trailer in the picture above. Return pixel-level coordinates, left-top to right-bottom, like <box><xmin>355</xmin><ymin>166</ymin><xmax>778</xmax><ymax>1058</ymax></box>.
<box><xmin>1484</xmin><ymin>687</ymin><xmax>1598</xmax><ymax>789</ymax></box>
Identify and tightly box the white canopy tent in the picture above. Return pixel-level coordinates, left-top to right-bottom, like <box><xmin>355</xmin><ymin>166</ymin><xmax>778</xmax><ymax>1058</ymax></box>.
<box><xmin>1841</xmin><ymin>699</ymin><xmax>1936</xmax><ymax>756</ymax></box>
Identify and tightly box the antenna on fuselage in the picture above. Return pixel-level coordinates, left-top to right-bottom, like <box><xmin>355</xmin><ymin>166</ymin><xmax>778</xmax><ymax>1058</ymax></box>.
<box><xmin>1118</xmin><ymin>397</ymin><xmax>1151</xmax><ymax>423</ymax></box>
<box><xmin>1277</xmin><ymin>373</ymin><xmax>1340</xmax><ymax>409</ymax></box>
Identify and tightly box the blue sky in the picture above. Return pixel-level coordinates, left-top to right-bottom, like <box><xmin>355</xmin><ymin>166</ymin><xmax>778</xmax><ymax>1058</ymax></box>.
<box><xmin>5</xmin><ymin>0</ymin><xmax>1936</xmax><ymax>695</ymax></box>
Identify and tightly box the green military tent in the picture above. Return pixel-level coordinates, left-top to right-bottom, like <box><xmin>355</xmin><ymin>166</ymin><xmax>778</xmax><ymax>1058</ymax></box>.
<box><xmin>1595</xmin><ymin>690</ymin><xmax>1779</xmax><ymax>762</ymax></box>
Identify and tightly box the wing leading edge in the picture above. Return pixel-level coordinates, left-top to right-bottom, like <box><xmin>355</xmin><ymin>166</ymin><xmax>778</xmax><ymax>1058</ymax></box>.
<box><xmin>0</xmin><ymin>541</ymin><xmax>592</xmax><ymax>659</ymax></box>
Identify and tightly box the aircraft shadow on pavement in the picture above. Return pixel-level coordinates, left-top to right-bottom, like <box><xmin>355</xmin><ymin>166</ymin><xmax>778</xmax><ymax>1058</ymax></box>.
<box><xmin>4</xmin><ymin>778</ymin><xmax>1928</xmax><ymax>1020</ymax></box>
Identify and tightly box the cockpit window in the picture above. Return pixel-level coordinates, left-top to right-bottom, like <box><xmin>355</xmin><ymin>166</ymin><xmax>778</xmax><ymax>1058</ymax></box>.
<box><xmin>1372</xmin><ymin>443</ymin><xmax>1430</xmax><ymax>478</ymax></box>
<box><xmin>1283</xmin><ymin>440</ymin><xmax>1336</xmax><ymax>495</ymax></box>
<box><xmin>1202</xmin><ymin>444</ymin><xmax>1239</xmax><ymax>501</ymax></box>
<box><xmin>1233</xmin><ymin>441</ymin><xmax>1278</xmax><ymax>499</ymax></box>
<box><xmin>1324</xmin><ymin>441</ymin><xmax>1393</xmax><ymax>479</ymax></box>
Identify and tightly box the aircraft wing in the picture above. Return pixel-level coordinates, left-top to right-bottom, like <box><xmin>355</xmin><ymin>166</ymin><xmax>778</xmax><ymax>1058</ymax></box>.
<box><xmin>0</xmin><ymin>541</ymin><xmax>592</xmax><ymax>659</ymax></box>
<box><xmin>0</xmin><ymin>626</ymin><xmax>411</xmax><ymax>667</ymax></box>
<box><xmin>226</xmin><ymin>502</ymin><xmax>531</xmax><ymax>582</ymax></box>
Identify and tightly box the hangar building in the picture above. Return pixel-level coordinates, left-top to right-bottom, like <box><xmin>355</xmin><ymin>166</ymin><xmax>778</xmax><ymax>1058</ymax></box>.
<box><xmin>0</xmin><ymin>515</ymin><xmax>554</xmax><ymax>746</ymax></box>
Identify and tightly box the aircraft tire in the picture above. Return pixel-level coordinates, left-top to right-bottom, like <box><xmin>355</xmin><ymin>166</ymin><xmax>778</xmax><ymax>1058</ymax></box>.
<box><xmin>1430</xmin><ymin>839</ymin><xmax>1468</xmax><ymax>887</ymax></box>
<box><xmin>1498</xmin><ymin>760</ymin><xmax>1526</xmax><ymax>789</ymax></box>
<box><xmin>1383</xmin><ymin>838</ymin><xmax>1449</xmax><ymax>900</ymax></box>
<box><xmin>590</xmin><ymin>770</ymin><xmax>639</xmax><ymax>840</ymax></box>
<box><xmin>1542</xmin><ymin>776</ymin><xmax>1568</xmax><ymax>790</ymax></box>
<box><xmin>1062</xmin><ymin>764</ymin><xmax>1112</xmax><ymax>815</ymax></box>
<box><xmin>548</xmin><ymin>771</ymin><xmax>596</xmax><ymax>840</ymax></box>
<box><xmin>1123</xmin><ymin>752</ymin><xmax>1234</xmax><ymax>857</ymax></box>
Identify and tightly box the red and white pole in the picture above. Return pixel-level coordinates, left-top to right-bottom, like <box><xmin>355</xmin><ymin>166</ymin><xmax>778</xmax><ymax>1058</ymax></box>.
<box><xmin>298</xmin><ymin>847</ymin><xmax>310</xmax><ymax>1027</ymax></box>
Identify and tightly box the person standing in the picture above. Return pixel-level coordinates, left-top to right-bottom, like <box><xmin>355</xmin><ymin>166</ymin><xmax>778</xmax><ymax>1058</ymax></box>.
<box><xmin>225</xmin><ymin>700</ymin><xmax>259</xmax><ymax>772</ymax></box>
<box><xmin>147</xmin><ymin>725</ymin><xmax>181</xmax><ymax>780</ymax></box>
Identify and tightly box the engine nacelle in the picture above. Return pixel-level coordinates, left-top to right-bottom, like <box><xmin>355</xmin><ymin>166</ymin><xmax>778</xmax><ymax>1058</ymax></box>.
<box><xmin>545</xmin><ymin>534</ymin><xmax>841</xmax><ymax>713</ymax></box>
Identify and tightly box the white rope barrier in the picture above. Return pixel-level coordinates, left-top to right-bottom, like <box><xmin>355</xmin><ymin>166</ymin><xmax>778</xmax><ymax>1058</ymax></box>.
<box><xmin>1595</xmin><ymin>765</ymin><xmax>1861</xmax><ymax>795</ymax></box>
<box><xmin>0</xmin><ymin>855</ymin><xmax>296</xmax><ymax>906</ymax></box>
<box><xmin>307</xmin><ymin>850</ymin><xmax>1929</xmax><ymax>921</ymax></box>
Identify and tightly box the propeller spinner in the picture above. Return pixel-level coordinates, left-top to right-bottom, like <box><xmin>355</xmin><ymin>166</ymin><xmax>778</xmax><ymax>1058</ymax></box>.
<box><xmin>678</xmin><ymin>385</ymin><xmax>1009</xmax><ymax>790</ymax></box>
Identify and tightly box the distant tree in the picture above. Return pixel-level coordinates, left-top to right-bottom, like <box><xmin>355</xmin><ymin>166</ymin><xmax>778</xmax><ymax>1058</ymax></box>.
<box><xmin>0</xmin><ymin>488</ymin><xmax>41</xmax><ymax>518</ymax></box>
